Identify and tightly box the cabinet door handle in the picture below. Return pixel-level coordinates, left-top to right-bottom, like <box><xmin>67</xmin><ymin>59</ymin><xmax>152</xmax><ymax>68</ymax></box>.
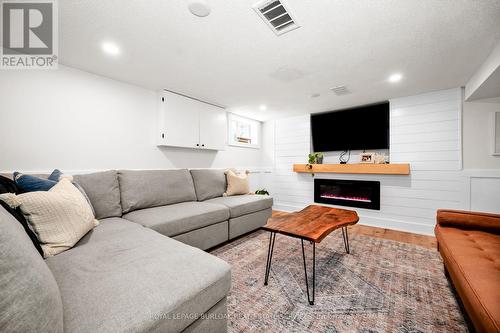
<box><xmin>201</xmin><ymin>144</ymin><xmax>205</xmax><ymax>147</ymax></box>
<box><xmin>196</xmin><ymin>144</ymin><xmax>199</xmax><ymax>147</ymax></box>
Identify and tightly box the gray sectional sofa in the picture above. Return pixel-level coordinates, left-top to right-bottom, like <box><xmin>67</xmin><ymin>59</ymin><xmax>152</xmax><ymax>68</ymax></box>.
<box><xmin>0</xmin><ymin>168</ymin><xmax>273</xmax><ymax>333</ymax></box>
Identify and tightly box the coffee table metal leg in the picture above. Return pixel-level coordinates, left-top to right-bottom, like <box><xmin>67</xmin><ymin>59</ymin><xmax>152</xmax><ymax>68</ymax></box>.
<box><xmin>341</xmin><ymin>227</ymin><xmax>350</xmax><ymax>254</ymax></box>
<box><xmin>301</xmin><ymin>239</ymin><xmax>316</xmax><ymax>305</ymax></box>
<box><xmin>264</xmin><ymin>232</ymin><xmax>276</xmax><ymax>286</ymax></box>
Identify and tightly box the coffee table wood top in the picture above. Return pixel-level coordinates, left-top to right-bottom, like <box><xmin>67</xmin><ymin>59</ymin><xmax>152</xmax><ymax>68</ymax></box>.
<box><xmin>263</xmin><ymin>205</ymin><xmax>359</xmax><ymax>243</ymax></box>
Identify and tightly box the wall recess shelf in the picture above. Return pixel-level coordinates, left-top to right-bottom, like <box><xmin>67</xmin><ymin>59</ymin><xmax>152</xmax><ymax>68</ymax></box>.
<box><xmin>293</xmin><ymin>163</ymin><xmax>410</xmax><ymax>175</ymax></box>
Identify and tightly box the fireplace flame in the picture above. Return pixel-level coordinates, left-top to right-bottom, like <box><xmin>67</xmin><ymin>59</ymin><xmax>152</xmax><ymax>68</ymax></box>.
<box><xmin>320</xmin><ymin>194</ymin><xmax>372</xmax><ymax>203</ymax></box>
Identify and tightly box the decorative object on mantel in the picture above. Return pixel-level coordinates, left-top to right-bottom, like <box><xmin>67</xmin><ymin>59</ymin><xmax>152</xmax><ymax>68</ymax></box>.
<box><xmin>359</xmin><ymin>152</ymin><xmax>388</xmax><ymax>164</ymax></box>
<box><xmin>373</xmin><ymin>153</ymin><xmax>388</xmax><ymax>164</ymax></box>
<box><xmin>306</xmin><ymin>152</ymin><xmax>324</xmax><ymax>176</ymax></box>
<box><xmin>308</xmin><ymin>152</ymin><xmax>324</xmax><ymax>165</ymax></box>
<box><xmin>359</xmin><ymin>152</ymin><xmax>375</xmax><ymax>164</ymax></box>
<box><xmin>293</xmin><ymin>163</ymin><xmax>410</xmax><ymax>175</ymax></box>
<box><xmin>339</xmin><ymin>150</ymin><xmax>351</xmax><ymax>164</ymax></box>
<box><xmin>255</xmin><ymin>189</ymin><xmax>270</xmax><ymax>195</ymax></box>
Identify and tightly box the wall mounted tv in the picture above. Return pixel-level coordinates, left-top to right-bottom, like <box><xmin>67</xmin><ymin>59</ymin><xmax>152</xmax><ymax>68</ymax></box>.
<box><xmin>311</xmin><ymin>101</ymin><xmax>389</xmax><ymax>152</ymax></box>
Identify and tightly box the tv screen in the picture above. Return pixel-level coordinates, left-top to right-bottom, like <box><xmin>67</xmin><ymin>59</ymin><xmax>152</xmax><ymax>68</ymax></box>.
<box><xmin>311</xmin><ymin>101</ymin><xmax>389</xmax><ymax>152</ymax></box>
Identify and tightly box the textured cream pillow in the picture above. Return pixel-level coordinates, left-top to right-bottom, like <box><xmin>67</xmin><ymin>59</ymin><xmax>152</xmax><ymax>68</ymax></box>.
<box><xmin>0</xmin><ymin>178</ymin><xmax>98</xmax><ymax>257</ymax></box>
<box><xmin>224</xmin><ymin>169</ymin><xmax>250</xmax><ymax>196</ymax></box>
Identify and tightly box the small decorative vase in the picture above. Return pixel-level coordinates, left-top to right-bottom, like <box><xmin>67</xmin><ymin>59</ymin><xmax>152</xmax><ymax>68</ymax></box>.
<box><xmin>316</xmin><ymin>156</ymin><xmax>323</xmax><ymax>164</ymax></box>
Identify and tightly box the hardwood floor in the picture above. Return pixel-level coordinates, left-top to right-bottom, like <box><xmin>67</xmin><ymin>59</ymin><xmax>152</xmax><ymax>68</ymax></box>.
<box><xmin>272</xmin><ymin>210</ymin><xmax>437</xmax><ymax>249</ymax></box>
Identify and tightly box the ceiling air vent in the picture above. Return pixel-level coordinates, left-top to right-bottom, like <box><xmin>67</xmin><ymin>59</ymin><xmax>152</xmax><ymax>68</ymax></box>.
<box><xmin>330</xmin><ymin>86</ymin><xmax>351</xmax><ymax>96</ymax></box>
<box><xmin>253</xmin><ymin>0</ymin><xmax>300</xmax><ymax>36</ymax></box>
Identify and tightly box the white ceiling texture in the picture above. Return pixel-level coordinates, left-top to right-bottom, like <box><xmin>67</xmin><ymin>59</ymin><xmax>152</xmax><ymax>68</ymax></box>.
<box><xmin>59</xmin><ymin>0</ymin><xmax>500</xmax><ymax>120</ymax></box>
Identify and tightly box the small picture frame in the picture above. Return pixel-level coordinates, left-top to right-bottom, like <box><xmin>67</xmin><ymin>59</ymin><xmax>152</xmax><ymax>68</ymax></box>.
<box><xmin>493</xmin><ymin>111</ymin><xmax>500</xmax><ymax>156</ymax></box>
<box><xmin>359</xmin><ymin>152</ymin><xmax>375</xmax><ymax>164</ymax></box>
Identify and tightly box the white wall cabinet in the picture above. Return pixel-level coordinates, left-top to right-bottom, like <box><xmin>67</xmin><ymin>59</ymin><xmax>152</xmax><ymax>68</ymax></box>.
<box><xmin>199</xmin><ymin>105</ymin><xmax>227</xmax><ymax>150</ymax></box>
<box><xmin>157</xmin><ymin>90</ymin><xmax>227</xmax><ymax>150</ymax></box>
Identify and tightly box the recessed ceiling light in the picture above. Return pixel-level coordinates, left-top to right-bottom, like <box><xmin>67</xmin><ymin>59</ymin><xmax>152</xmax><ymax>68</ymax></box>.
<box><xmin>388</xmin><ymin>73</ymin><xmax>403</xmax><ymax>83</ymax></box>
<box><xmin>101</xmin><ymin>41</ymin><xmax>121</xmax><ymax>56</ymax></box>
<box><xmin>188</xmin><ymin>0</ymin><xmax>211</xmax><ymax>17</ymax></box>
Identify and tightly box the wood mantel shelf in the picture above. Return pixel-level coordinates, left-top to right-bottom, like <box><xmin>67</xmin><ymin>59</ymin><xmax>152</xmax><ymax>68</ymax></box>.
<box><xmin>293</xmin><ymin>163</ymin><xmax>410</xmax><ymax>175</ymax></box>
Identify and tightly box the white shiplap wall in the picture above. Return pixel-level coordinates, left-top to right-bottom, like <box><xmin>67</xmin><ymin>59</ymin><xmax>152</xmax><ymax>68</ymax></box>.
<box><xmin>269</xmin><ymin>88</ymin><xmax>467</xmax><ymax>235</ymax></box>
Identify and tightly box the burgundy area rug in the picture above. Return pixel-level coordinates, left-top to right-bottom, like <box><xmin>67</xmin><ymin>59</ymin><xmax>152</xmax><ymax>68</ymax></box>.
<box><xmin>210</xmin><ymin>229</ymin><xmax>468</xmax><ymax>333</ymax></box>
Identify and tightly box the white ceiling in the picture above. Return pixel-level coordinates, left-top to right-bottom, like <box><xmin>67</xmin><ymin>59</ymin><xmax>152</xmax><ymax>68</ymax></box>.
<box><xmin>59</xmin><ymin>0</ymin><xmax>500</xmax><ymax>120</ymax></box>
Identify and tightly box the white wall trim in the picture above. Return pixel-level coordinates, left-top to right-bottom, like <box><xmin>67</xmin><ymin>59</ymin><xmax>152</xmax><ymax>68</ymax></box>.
<box><xmin>459</xmin><ymin>87</ymin><xmax>464</xmax><ymax>170</ymax></box>
<box><xmin>463</xmin><ymin>169</ymin><xmax>500</xmax><ymax>212</ymax></box>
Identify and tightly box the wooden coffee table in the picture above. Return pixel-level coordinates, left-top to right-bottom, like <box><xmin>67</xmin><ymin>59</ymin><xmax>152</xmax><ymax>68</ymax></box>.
<box><xmin>262</xmin><ymin>205</ymin><xmax>359</xmax><ymax>305</ymax></box>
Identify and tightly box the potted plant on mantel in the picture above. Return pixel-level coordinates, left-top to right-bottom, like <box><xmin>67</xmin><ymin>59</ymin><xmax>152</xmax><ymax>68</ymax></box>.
<box><xmin>306</xmin><ymin>152</ymin><xmax>323</xmax><ymax>170</ymax></box>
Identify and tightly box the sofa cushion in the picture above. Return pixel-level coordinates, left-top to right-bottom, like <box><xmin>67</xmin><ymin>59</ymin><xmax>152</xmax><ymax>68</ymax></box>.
<box><xmin>436</xmin><ymin>225</ymin><xmax>500</xmax><ymax>333</ymax></box>
<box><xmin>74</xmin><ymin>170</ymin><xmax>122</xmax><ymax>219</ymax></box>
<box><xmin>437</xmin><ymin>209</ymin><xmax>500</xmax><ymax>234</ymax></box>
<box><xmin>48</xmin><ymin>170</ymin><xmax>96</xmax><ymax>216</ymax></box>
<box><xmin>190</xmin><ymin>169</ymin><xmax>227</xmax><ymax>201</ymax></box>
<box><xmin>0</xmin><ymin>205</ymin><xmax>63</xmax><ymax>333</ymax></box>
<box><xmin>173</xmin><ymin>221</ymin><xmax>229</xmax><ymax>250</ymax></box>
<box><xmin>118</xmin><ymin>169</ymin><xmax>197</xmax><ymax>213</ymax></box>
<box><xmin>123</xmin><ymin>201</ymin><xmax>230</xmax><ymax>237</ymax></box>
<box><xmin>224</xmin><ymin>169</ymin><xmax>250</xmax><ymax>196</ymax></box>
<box><xmin>45</xmin><ymin>217</ymin><xmax>231</xmax><ymax>333</ymax></box>
<box><xmin>205</xmin><ymin>194</ymin><xmax>273</xmax><ymax>218</ymax></box>
<box><xmin>0</xmin><ymin>179</ymin><xmax>99</xmax><ymax>257</ymax></box>
<box><xmin>229</xmin><ymin>208</ymin><xmax>272</xmax><ymax>239</ymax></box>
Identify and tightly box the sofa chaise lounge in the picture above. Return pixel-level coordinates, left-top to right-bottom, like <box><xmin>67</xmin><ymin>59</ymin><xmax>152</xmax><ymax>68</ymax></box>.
<box><xmin>0</xmin><ymin>168</ymin><xmax>273</xmax><ymax>333</ymax></box>
<box><xmin>435</xmin><ymin>209</ymin><xmax>500</xmax><ymax>333</ymax></box>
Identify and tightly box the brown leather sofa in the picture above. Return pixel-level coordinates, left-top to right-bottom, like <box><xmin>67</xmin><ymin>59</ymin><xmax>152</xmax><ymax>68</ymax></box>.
<box><xmin>435</xmin><ymin>209</ymin><xmax>500</xmax><ymax>333</ymax></box>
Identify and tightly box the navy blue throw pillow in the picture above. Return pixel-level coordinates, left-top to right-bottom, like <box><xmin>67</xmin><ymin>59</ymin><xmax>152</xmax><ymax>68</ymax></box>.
<box><xmin>47</xmin><ymin>169</ymin><xmax>63</xmax><ymax>182</ymax></box>
<box><xmin>13</xmin><ymin>169</ymin><xmax>96</xmax><ymax>217</ymax></box>
<box><xmin>13</xmin><ymin>171</ymin><xmax>60</xmax><ymax>193</ymax></box>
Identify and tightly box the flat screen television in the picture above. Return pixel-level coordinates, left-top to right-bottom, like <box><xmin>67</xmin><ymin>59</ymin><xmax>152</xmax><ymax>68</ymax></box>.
<box><xmin>311</xmin><ymin>101</ymin><xmax>389</xmax><ymax>152</ymax></box>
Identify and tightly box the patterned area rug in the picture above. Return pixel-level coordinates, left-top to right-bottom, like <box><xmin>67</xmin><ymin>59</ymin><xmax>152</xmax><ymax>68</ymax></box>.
<box><xmin>210</xmin><ymin>229</ymin><xmax>468</xmax><ymax>333</ymax></box>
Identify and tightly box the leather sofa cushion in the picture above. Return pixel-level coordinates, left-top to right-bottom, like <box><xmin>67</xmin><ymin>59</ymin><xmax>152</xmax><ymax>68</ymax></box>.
<box><xmin>436</xmin><ymin>225</ymin><xmax>500</xmax><ymax>333</ymax></box>
<box><xmin>437</xmin><ymin>209</ymin><xmax>500</xmax><ymax>234</ymax></box>
<box><xmin>46</xmin><ymin>217</ymin><xmax>231</xmax><ymax>333</ymax></box>
<box><xmin>118</xmin><ymin>169</ymin><xmax>197</xmax><ymax>213</ymax></box>
<box><xmin>123</xmin><ymin>201</ymin><xmax>229</xmax><ymax>237</ymax></box>
<box><xmin>0</xmin><ymin>206</ymin><xmax>63</xmax><ymax>332</ymax></box>
<box><xmin>74</xmin><ymin>170</ymin><xmax>122</xmax><ymax>219</ymax></box>
<box><xmin>205</xmin><ymin>194</ymin><xmax>273</xmax><ymax>218</ymax></box>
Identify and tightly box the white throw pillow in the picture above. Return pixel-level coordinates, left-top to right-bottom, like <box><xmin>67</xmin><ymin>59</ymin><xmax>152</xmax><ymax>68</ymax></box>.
<box><xmin>224</xmin><ymin>169</ymin><xmax>250</xmax><ymax>196</ymax></box>
<box><xmin>0</xmin><ymin>178</ymin><xmax>98</xmax><ymax>257</ymax></box>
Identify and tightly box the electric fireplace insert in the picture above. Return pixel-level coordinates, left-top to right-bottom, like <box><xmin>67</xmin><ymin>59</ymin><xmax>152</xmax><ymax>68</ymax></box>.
<box><xmin>314</xmin><ymin>179</ymin><xmax>380</xmax><ymax>210</ymax></box>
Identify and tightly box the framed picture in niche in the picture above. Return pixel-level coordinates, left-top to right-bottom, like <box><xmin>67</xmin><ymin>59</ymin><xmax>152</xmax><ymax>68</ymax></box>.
<box><xmin>359</xmin><ymin>152</ymin><xmax>375</xmax><ymax>164</ymax></box>
<box><xmin>493</xmin><ymin>111</ymin><xmax>500</xmax><ymax>156</ymax></box>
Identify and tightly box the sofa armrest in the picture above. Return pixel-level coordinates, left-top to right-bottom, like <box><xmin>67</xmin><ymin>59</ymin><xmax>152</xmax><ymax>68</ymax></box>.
<box><xmin>437</xmin><ymin>209</ymin><xmax>500</xmax><ymax>233</ymax></box>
